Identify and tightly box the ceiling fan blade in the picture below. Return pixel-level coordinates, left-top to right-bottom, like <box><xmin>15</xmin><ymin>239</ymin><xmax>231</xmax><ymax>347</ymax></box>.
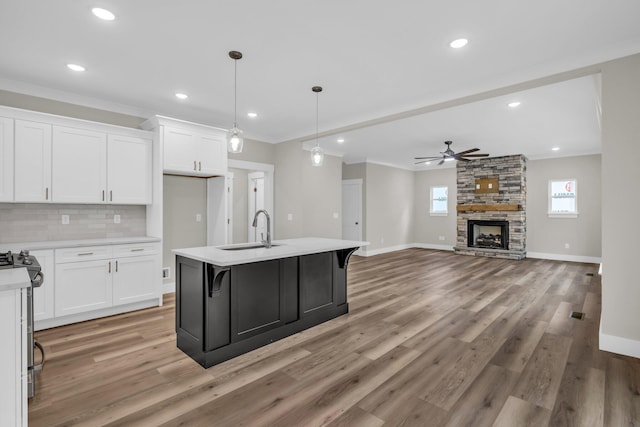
<box><xmin>460</xmin><ymin>153</ymin><xmax>490</xmax><ymax>157</ymax></box>
<box><xmin>454</xmin><ymin>156</ymin><xmax>471</xmax><ymax>162</ymax></box>
<box><xmin>438</xmin><ymin>159</ymin><xmax>445</xmax><ymax>166</ymax></box>
<box><xmin>455</xmin><ymin>148</ymin><xmax>479</xmax><ymax>156</ymax></box>
<box><xmin>414</xmin><ymin>156</ymin><xmax>442</xmax><ymax>160</ymax></box>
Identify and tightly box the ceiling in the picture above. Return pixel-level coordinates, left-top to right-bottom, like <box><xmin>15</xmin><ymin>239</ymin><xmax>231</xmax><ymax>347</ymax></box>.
<box><xmin>1</xmin><ymin>1</ymin><xmax>640</xmax><ymax>170</ymax></box>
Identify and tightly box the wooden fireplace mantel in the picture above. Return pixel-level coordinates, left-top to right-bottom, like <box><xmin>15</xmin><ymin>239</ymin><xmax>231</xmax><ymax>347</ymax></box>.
<box><xmin>456</xmin><ymin>204</ymin><xmax>522</xmax><ymax>212</ymax></box>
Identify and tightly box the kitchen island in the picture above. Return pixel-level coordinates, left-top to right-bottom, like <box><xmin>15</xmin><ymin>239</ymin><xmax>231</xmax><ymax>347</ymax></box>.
<box><xmin>173</xmin><ymin>238</ymin><xmax>367</xmax><ymax>368</ymax></box>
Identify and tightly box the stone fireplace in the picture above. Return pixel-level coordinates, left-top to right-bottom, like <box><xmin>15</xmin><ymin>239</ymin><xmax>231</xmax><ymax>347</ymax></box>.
<box><xmin>454</xmin><ymin>155</ymin><xmax>526</xmax><ymax>259</ymax></box>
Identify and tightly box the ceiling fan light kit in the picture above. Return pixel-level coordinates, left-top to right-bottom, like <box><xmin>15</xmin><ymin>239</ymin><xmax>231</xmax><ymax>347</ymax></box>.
<box><xmin>414</xmin><ymin>140</ymin><xmax>489</xmax><ymax>165</ymax></box>
<box><xmin>226</xmin><ymin>50</ymin><xmax>244</xmax><ymax>154</ymax></box>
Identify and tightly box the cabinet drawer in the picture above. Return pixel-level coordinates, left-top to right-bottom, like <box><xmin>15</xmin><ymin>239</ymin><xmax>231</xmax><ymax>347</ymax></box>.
<box><xmin>113</xmin><ymin>243</ymin><xmax>159</xmax><ymax>258</ymax></box>
<box><xmin>56</xmin><ymin>246</ymin><xmax>112</xmax><ymax>263</ymax></box>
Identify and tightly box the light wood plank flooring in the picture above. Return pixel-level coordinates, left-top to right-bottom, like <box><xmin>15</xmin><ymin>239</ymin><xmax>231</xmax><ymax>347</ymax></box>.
<box><xmin>28</xmin><ymin>249</ymin><xmax>640</xmax><ymax>426</ymax></box>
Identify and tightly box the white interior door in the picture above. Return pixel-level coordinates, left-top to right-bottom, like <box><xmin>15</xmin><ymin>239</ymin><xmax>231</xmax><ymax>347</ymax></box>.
<box><xmin>342</xmin><ymin>179</ymin><xmax>362</xmax><ymax>242</ymax></box>
<box><xmin>248</xmin><ymin>172</ymin><xmax>265</xmax><ymax>242</ymax></box>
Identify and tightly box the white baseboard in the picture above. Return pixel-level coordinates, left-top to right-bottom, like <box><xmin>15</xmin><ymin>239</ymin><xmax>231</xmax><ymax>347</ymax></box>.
<box><xmin>599</xmin><ymin>322</ymin><xmax>640</xmax><ymax>359</ymax></box>
<box><xmin>413</xmin><ymin>243</ymin><xmax>455</xmax><ymax>251</ymax></box>
<box><xmin>163</xmin><ymin>281</ymin><xmax>176</xmax><ymax>294</ymax></box>
<box><xmin>361</xmin><ymin>244</ymin><xmax>414</xmax><ymax>257</ymax></box>
<box><xmin>527</xmin><ymin>252</ymin><xmax>602</xmax><ymax>264</ymax></box>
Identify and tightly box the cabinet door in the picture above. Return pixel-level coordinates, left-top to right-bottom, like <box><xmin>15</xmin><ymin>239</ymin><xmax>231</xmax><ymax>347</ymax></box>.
<box><xmin>231</xmin><ymin>259</ymin><xmax>283</xmax><ymax>342</ymax></box>
<box><xmin>0</xmin><ymin>117</ymin><xmax>14</xmax><ymax>202</ymax></box>
<box><xmin>107</xmin><ymin>134</ymin><xmax>152</xmax><ymax>204</ymax></box>
<box><xmin>14</xmin><ymin>120</ymin><xmax>52</xmax><ymax>202</ymax></box>
<box><xmin>0</xmin><ymin>288</ymin><xmax>26</xmax><ymax>427</ymax></box>
<box><xmin>52</xmin><ymin>126</ymin><xmax>107</xmax><ymax>203</ymax></box>
<box><xmin>112</xmin><ymin>255</ymin><xmax>157</xmax><ymax>305</ymax></box>
<box><xmin>31</xmin><ymin>250</ymin><xmax>55</xmax><ymax>322</ymax></box>
<box><xmin>55</xmin><ymin>260</ymin><xmax>112</xmax><ymax>316</ymax></box>
<box><xmin>163</xmin><ymin>127</ymin><xmax>197</xmax><ymax>174</ymax></box>
<box><xmin>199</xmin><ymin>134</ymin><xmax>227</xmax><ymax>176</ymax></box>
<box><xmin>299</xmin><ymin>252</ymin><xmax>333</xmax><ymax>315</ymax></box>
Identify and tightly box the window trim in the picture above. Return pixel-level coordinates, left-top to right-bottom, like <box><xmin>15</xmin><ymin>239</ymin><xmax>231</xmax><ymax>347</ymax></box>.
<box><xmin>430</xmin><ymin>185</ymin><xmax>448</xmax><ymax>216</ymax></box>
<box><xmin>548</xmin><ymin>178</ymin><xmax>578</xmax><ymax>218</ymax></box>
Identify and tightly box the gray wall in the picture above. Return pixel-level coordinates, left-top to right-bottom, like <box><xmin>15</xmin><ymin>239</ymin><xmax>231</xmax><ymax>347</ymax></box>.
<box><xmin>526</xmin><ymin>155</ymin><xmax>601</xmax><ymax>258</ymax></box>
<box><xmin>228</xmin><ymin>138</ymin><xmax>276</xmax><ymax>165</ymax></box>
<box><xmin>229</xmin><ymin>167</ymin><xmax>249</xmax><ymax>243</ymax></box>
<box><xmin>600</xmin><ymin>53</ymin><xmax>640</xmax><ymax>348</ymax></box>
<box><xmin>274</xmin><ymin>141</ymin><xmax>342</xmax><ymax>239</ymax></box>
<box><xmin>413</xmin><ymin>167</ymin><xmax>457</xmax><ymax>247</ymax></box>
<box><xmin>163</xmin><ymin>175</ymin><xmax>207</xmax><ymax>284</ymax></box>
<box><xmin>364</xmin><ymin>163</ymin><xmax>414</xmax><ymax>253</ymax></box>
<box><xmin>0</xmin><ymin>89</ymin><xmax>146</xmax><ymax>128</ymax></box>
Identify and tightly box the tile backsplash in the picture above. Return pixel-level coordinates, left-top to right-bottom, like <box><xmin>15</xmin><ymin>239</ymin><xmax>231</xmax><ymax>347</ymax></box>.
<box><xmin>0</xmin><ymin>203</ymin><xmax>147</xmax><ymax>244</ymax></box>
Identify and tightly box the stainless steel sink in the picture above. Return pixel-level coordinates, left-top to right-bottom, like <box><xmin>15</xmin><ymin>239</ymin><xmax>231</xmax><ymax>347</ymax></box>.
<box><xmin>218</xmin><ymin>244</ymin><xmax>279</xmax><ymax>251</ymax></box>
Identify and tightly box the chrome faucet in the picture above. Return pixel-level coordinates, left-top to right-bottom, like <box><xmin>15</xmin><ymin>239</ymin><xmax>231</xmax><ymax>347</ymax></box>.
<box><xmin>252</xmin><ymin>209</ymin><xmax>272</xmax><ymax>248</ymax></box>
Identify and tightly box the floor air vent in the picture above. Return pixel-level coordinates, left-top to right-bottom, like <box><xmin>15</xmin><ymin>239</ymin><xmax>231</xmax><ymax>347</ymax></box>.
<box><xmin>586</xmin><ymin>273</ymin><xmax>595</xmax><ymax>277</ymax></box>
<box><xmin>569</xmin><ymin>311</ymin><xmax>585</xmax><ymax>320</ymax></box>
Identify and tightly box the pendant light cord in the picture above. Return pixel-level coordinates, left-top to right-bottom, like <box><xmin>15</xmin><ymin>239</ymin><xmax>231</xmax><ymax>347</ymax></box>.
<box><xmin>234</xmin><ymin>59</ymin><xmax>238</xmax><ymax>128</ymax></box>
<box><xmin>315</xmin><ymin>91</ymin><xmax>319</xmax><ymax>147</ymax></box>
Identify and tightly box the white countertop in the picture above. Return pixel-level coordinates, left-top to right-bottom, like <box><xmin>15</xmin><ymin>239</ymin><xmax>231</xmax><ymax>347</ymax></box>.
<box><xmin>173</xmin><ymin>237</ymin><xmax>369</xmax><ymax>267</ymax></box>
<box><xmin>0</xmin><ymin>268</ymin><xmax>31</xmax><ymax>292</ymax></box>
<box><xmin>0</xmin><ymin>236</ymin><xmax>161</xmax><ymax>252</ymax></box>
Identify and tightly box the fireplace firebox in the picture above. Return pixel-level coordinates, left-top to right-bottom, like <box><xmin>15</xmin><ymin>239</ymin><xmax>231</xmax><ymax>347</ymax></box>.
<box><xmin>467</xmin><ymin>220</ymin><xmax>509</xmax><ymax>250</ymax></box>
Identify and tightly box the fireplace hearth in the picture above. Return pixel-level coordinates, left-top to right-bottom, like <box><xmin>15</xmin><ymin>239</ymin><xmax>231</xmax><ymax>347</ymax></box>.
<box><xmin>468</xmin><ymin>220</ymin><xmax>509</xmax><ymax>250</ymax></box>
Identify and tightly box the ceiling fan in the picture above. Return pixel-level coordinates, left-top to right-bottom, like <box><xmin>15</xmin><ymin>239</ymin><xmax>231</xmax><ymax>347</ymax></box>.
<box><xmin>414</xmin><ymin>140</ymin><xmax>489</xmax><ymax>165</ymax></box>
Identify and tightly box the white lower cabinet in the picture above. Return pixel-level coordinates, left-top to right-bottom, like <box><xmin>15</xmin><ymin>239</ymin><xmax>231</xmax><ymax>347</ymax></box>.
<box><xmin>55</xmin><ymin>259</ymin><xmax>112</xmax><ymax>317</ymax></box>
<box><xmin>31</xmin><ymin>249</ymin><xmax>55</xmax><ymax>321</ymax></box>
<box><xmin>54</xmin><ymin>244</ymin><xmax>159</xmax><ymax>318</ymax></box>
<box><xmin>113</xmin><ymin>255</ymin><xmax>157</xmax><ymax>305</ymax></box>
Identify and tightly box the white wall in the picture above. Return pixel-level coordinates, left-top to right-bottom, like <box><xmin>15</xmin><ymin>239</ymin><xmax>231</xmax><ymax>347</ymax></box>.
<box><xmin>526</xmin><ymin>155</ymin><xmax>601</xmax><ymax>261</ymax></box>
<box><xmin>600</xmin><ymin>53</ymin><xmax>640</xmax><ymax>357</ymax></box>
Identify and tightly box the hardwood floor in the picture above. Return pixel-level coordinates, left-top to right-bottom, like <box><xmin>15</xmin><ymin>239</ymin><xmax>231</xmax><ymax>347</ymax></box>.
<box><xmin>28</xmin><ymin>249</ymin><xmax>640</xmax><ymax>426</ymax></box>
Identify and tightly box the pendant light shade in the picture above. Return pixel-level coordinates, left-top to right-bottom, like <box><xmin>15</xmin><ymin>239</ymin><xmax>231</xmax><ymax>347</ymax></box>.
<box><xmin>311</xmin><ymin>86</ymin><xmax>324</xmax><ymax>167</ymax></box>
<box><xmin>227</xmin><ymin>50</ymin><xmax>244</xmax><ymax>153</ymax></box>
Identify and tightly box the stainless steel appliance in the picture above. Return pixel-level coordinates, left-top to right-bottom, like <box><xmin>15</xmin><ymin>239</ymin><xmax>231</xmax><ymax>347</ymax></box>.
<box><xmin>0</xmin><ymin>250</ymin><xmax>44</xmax><ymax>398</ymax></box>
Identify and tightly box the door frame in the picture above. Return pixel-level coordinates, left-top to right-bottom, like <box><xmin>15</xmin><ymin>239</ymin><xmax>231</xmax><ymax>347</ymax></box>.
<box><xmin>228</xmin><ymin>159</ymin><xmax>275</xmax><ymax>239</ymax></box>
<box><xmin>342</xmin><ymin>179</ymin><xmax>363</xmax><ymax>255</ymax></box>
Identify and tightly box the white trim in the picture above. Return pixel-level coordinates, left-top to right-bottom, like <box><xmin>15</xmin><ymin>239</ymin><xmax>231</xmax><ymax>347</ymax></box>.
<box><xmin>228</xmin><ymin>159</ymin><xmax>274</xmax><ymax>174</ymax></box>
<box><xmin>527</xmin><ymin>251</ymin><xmax>601</xmax><ymax>264</ymax></box>
<box><xmin>547</xmin><ymin>213</ymin><xmax>579</xmax><ymax>218</ymax></box>
<box><xmin>413</xmin><ymin>243</ymin><xmax>455</xmax><ymax>251</ymax></box>
<box><xmin>342</xmin><ymin>178</ymin><xmax>363</xmax><ymax>185</ymax></box>
<box><xmin>361</xmin><ymin>244</ymin><xmax>415</xmax><ymax>257</ymax></box>
<box><xmin>163</xmin><ymin>281</ymin><xmax>176</xmax><ymax>294</ymax></box>
<box><xmin>599</xmin><ymin>322</ymin><xmax>640</xmax><ymax>359</ymax></box>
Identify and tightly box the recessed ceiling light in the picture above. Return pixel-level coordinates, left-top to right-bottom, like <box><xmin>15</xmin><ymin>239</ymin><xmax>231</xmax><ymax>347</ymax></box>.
<box><xmin>337</xmin><ymin>138</ymin><xmax>345</xmax><ymax>143</ymax></box>
<box><xmin>175</xmin><ymin>93</ymin><xmax>188</xmax><ymax>100</ymax></box>
<box><xmin>67</xmin><ymin>63</ymin><xmax>86</xmax><ymax>72</ymax></box>
<box><xmin>552</xmin><ymin>147</ymin><xmax>560</xmax><ymax>151</ymax></box>
<box><xmin>449</xmin><ymin>38</ymin><xmax>468</xmax><ymax>49</ymax></box>
<box><xmin>247</xmin><ymin>112</ymin><xmax>258</xmax><ymax>118</ymax></box>
<box><xmin>508</xmin><ymin>101</ymin><xmax>521</xmax><ymax>108</ymax></box>
<box><xmin>91</xmin><ymin>7</ymin><xmax>115</xmax><ymax>21</ymax></box>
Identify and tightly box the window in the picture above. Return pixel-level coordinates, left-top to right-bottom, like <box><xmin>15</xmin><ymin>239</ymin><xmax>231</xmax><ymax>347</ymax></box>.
<box><xmin>430</xmin><ymin>186</ymin><xmax>448</xmax><ymax>216</ymax></box>
<box><xmin>549</xmin><ymin>179</ymin><xmax>578</xmax><ymax>217</ymax></box>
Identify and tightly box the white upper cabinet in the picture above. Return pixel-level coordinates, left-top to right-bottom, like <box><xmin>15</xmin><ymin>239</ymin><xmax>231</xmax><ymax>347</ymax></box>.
<box><xmin>14</xmin><ymin>120</ymin><xmax>52</xmax><ymax>203</ymax></box>
<box><xmin>52</xmin><ymin>126</ymin><xmax>107</xmax><ymax>203</ymax></box>
<box><xmin>199</xmin><ymin>133</ymin><xmax>227</xmax><ymax>176</ymax></box>
<box><xmin>162</xmin><ymin>126</ymin><xmax>227</xmax><ymax>177</ymax></box>
<box><xmin>163</xmin><ymin>127</ymin><xmax>199</xmax><ymax>174</ymax></box>
<box><xmin>0</xmin><ymin>117</ymin><xmax>14</xmax><ymax>202</ymax></box>
<box><xmin>143</xmin><ymin>116</ymin><xmax>227</xmax><ymax>178</ymax></box>
<box><xmin>107</xmin><ymin>134</ymin><xmax>152</xmax><ymax>204</ymax></box>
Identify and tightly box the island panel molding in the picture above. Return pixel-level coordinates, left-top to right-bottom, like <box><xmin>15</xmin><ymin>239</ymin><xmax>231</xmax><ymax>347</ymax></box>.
<box><xmin>173</xmin><ymin>238</ymin><xmax>367</xmax><ymax>368</ymax></box>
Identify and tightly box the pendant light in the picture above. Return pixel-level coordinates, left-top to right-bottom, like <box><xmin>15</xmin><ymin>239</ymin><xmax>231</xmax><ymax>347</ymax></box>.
<box><xmin>310</xmin><ymin>86</ymin><xmax>324</xmax><ymax>166</ymax></box>
<box><xmin>227</xmin><ymin>50</ymin><xmax>244</xmax><ymax>153</ymax></box>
